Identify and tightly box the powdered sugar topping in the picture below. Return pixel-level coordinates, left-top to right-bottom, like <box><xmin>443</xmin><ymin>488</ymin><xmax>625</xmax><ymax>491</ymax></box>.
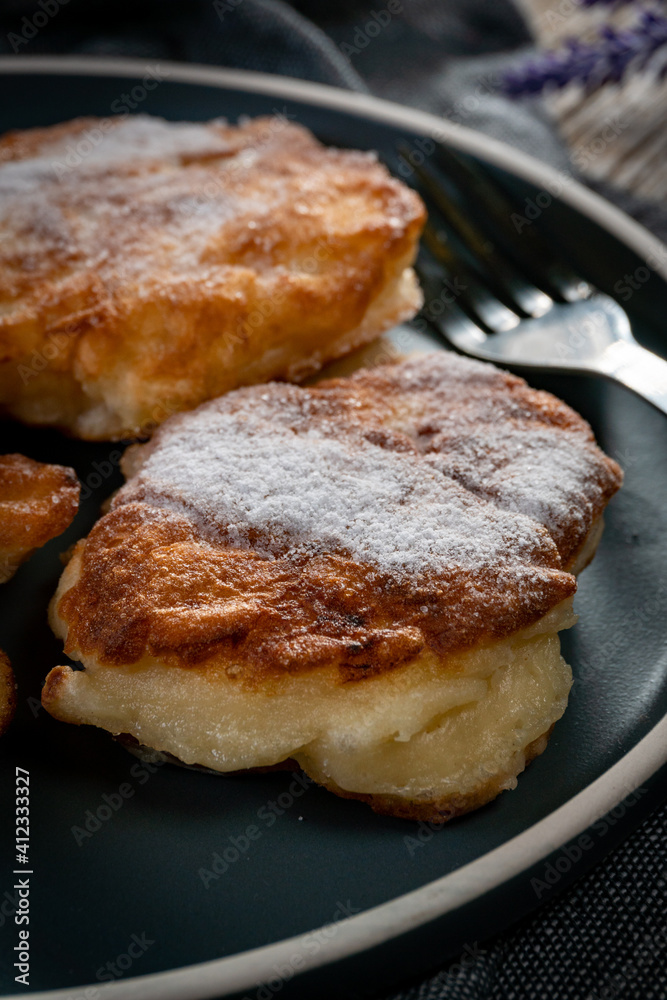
<box><xmin>112</xmin><ymin>350</ymin><xmax>626</xmax><ymax>582</ymax></box>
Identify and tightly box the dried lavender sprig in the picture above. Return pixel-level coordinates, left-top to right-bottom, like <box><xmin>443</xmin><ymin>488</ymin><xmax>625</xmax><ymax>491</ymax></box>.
<box><xmin>503</xmin><ymin>9</ymin><xmax>667</xmax><ymax>96</ymax></box>
<box><xmin>577</xmin><ymin>0</ymin><xmax>650</xmax><ymax>7</ymax></box>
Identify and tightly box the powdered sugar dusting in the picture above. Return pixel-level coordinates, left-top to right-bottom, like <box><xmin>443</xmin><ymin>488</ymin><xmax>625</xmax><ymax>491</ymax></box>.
<box><xmin>116</xmin><ymin>354</ymin><xmax>622</xmax><ymax>582</ymax></box>
<box><xmin>121</xmin><ymin>410</ymin><xmax>550</xmax><ymax>577</ymax></box>
<box><xmin>0</xmin><ymin>114</ymin><xmax>401</xmax><ymax>289</ymax></box>
<box><xmin>0</xmin><ymin>116</ymin><xmax>234</xmax><ymax>198</ymax></box>
<box><xmin>0</xmin><ymin>115</ymin><xmax>306</xmax><ymax>281</ymax></box>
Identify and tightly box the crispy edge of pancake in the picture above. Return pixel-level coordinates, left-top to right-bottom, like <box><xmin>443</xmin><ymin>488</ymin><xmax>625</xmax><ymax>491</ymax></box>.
<box><xmin>0</xmin><ymin>650</ymin><xmax>16</xmax><ymax>736</ymax></box>
<box><xmin>0</xmin><ymin>253</ymin><xmax>423</xmax><ymax>442</ymax></box>
<box><xmin>0</xmin><ymin>454</ymin><xmax>78</xmax><ymax>736</ymax></box>
<box><xmin>47</xmin><ymin>502</ymin><xmax>577</xmax><ymax>687</ymax></box>
<box><xmin>0</xmin><ymin>454</ymin><xmax>80</xmax><ymax>583</ymax></box>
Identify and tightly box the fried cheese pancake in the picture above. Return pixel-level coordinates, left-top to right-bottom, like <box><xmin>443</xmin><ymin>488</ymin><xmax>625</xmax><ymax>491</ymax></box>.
<box><xmin>0</xmin><ymin>453</ymin><xmax>78</xmax><ymax>736</ymax></box>
<box><xmin>0</xmin><ymin>649</ymin><xmax>16</xmax><ymax>736</ymax></box>
<box><xmin>0</xmin><ymin>453</ymin><xmax>80</xmax><ymax>584</ymax></box>
<box><xmin>42</xmin><ymin>354</ymin><xmax>623</xmax><ymax>821</ymax></box>
<box><xmin>0</xmin><ymin>114</ymin><xmax>425</xmax><ymax>440</ymax></box>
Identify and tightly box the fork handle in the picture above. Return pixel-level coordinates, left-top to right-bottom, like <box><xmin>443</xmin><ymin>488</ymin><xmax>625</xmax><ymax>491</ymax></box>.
<box><xmin>598</xmin><ymin>340</ymin><xmax>667</xmax><ymax>417</ymax></box>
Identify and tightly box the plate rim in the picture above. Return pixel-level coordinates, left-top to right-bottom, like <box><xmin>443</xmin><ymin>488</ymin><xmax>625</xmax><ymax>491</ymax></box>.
<box><xmin>2</xmin><ymin>54</ymin><xmax>666</xmax><ymax>1000</ymax></box>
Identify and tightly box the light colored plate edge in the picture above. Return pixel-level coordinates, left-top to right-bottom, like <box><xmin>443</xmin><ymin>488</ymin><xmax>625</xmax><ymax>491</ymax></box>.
<box><xmin>1</xmin><ymin>54</ymin><xmax>666</xmax><ymax>1000</ymax></box>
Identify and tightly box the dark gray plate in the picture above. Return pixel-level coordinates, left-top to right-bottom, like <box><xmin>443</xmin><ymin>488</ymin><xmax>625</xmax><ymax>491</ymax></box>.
<box><xmin>1</xmin><ymin>57</ymin><xmax>666</xmax><ymax>1000</ymax></box>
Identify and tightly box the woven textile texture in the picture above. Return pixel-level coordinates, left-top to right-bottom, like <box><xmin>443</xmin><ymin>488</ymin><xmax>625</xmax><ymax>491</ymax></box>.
<box><xmin>387</xmin><ymin>798</ymin><xmax>667</xmax><ymax>1000</ymax></box>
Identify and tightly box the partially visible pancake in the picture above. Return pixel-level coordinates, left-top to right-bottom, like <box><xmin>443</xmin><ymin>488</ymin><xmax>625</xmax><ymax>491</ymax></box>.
<box><xmin>0</xmin><ymin>455</ymin><xmax>78</xmax><ymax>736</ymax></box>
<box><xmin>0</xmin><ymin>453</ymin><xmax>80</xmax><ymax>583</ymax></box>
<box><xmin>0</xmin><ymin>114</ymin><xmax>425</xmax><ymax>440</ymax></box>
<box><xmin>42</xmin><ymin>353</ymin><xmax>623</xmax><ymax>821</ymax></box>
<box><xmin>0</xmin><ymin>650</ymin><xmax>16</xmax><ymax>736</ymax></box>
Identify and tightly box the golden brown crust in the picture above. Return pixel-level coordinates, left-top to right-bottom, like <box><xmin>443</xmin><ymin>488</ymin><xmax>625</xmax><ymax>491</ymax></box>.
<box><xmin>0</xmin><ymin>453</ymin><xmax>80</xmax><ymax>583</ymax></box>
<box><xmin>40</xmin><ymin>663</ymin><xmax>69</xmax><ymax>707</ymax></box>
<box><xmin>316</xmin><ymin>727</ymin><xmax>554</xmax><ymax>823</ymax></box>
<box><xmin>52</xmin><ymin>353</ymin><xmax>622</xmax><ymax>684</ymax></box>
<box><xmin>54</xmin><ymin>503</ymin><xmax>574</xmax><ymax>686</ymax></box>
<box><xmin>0</xmin><ymin>649</ymin><xmax>16</xmax><ymax>736</ymax></box>
<box><xmin>0</xmin><ymin>114</ymin><xmax>425</xmax><ymax>439</ymax></box>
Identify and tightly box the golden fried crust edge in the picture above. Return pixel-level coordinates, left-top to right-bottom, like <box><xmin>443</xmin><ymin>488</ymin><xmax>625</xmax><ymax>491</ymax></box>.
<box><xmin>0</xmin><ymin>454</ymin><xmax>80</xmax><ymax>582</ymax></box>
<box><xmin>0</xmin><ymin>650</ymin><xmax>16</xmax><ymax>736</ymax></box>
<box><xmin>50</xmin><ymin>513</ymin><xmax>578</xmax><ymax>685</ymax></box>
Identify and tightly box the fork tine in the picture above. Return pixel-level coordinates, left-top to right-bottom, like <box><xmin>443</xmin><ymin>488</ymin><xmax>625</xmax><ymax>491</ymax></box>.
<box><xmin>420</xmin><ymin>225</ymin><xmax>521</xmax><ymax>334</ymax></box>
<box><xmin>413</xmin><ymin>249</ymin><xmax>493</xmax><ymax>350</ymax></box>
<box><xmin>430</xmin><ymin>142</ymin><xmax>592</xmax><ymax>303</ymax></box>
<box><xmin>399</xmin><ymin>147</ymin><xmax>553</xmax><ymax>320</ymax></box>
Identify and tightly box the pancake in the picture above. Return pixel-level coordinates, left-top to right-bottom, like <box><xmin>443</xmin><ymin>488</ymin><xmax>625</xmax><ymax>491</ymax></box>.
<box><xmin>0</xmin><ymin>453</ymin><xmax>78</xmax><ymax>736</ymax></box>
<box><xmin>0</xmin><ymin>649</ymin><xmax>16</xmax><ymax>736</ymax></box>
<box><xmin>0</xmin><ymin>114</ymin><xmax>425</xmax><ymax>440</ymax></box>
<box><xmin>42</xmin><ymin>353</ymin><xmax>623</xmax><ymax>821</ymax></box>
<box><xmin>0</xmin><ymin>453</ymin><xmax>80</xmax><ymax>584</ymax></box>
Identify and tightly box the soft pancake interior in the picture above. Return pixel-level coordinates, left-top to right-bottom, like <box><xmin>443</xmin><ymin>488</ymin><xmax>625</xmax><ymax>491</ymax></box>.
<box><xmin>45</xmin><ymin>558</ymin><xmax>575</xmax><ymax>821</ymax></box>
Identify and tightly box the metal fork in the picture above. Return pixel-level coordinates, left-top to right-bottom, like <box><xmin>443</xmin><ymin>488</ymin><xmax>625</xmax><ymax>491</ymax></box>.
<box><xmin>400</xmin><ymin>144</ymin><xmax>667</xmax><ymax>417</ymax></box>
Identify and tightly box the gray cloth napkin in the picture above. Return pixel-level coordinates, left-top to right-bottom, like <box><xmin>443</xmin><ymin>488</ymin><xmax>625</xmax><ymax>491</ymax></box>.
<box><xmin>1</xmin><ymin>0</ymin><xmax>665</xmax><ymax>996</ymax></box>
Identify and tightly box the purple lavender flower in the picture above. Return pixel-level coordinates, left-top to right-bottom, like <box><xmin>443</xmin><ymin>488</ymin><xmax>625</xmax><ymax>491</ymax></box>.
<box><xmin>503</xmin><ymin>6</ymin><xmax>667</xmax><ymax>97</ymax></box>
<box><xmin>577</xmin><ymin>0</ymin><xmax>646</xmax><ymax>6</ymax></box>
<box><xmin>578</xmin><ymin>0</ymin><xmax>642</xmax><ymax>6</ymax></box>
